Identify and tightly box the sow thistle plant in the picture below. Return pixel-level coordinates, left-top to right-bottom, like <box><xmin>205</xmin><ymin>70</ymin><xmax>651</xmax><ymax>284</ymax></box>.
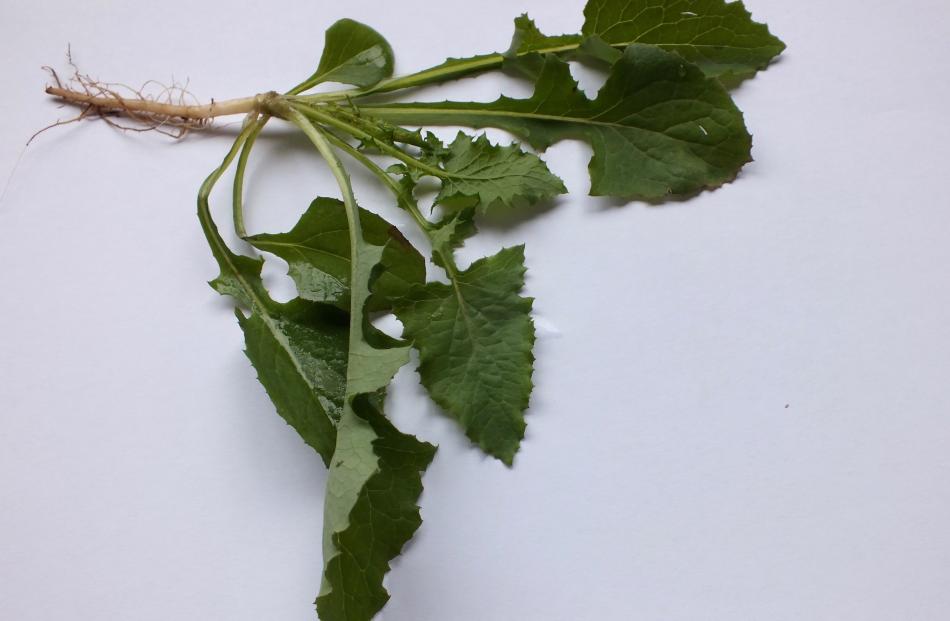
<box><xmin>46</xmin><ymin>1</ymin><xmax>784</xmax><ymax>618</ymax></box>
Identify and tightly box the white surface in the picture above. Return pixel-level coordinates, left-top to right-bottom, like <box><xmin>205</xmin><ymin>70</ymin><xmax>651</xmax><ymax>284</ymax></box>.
<box><xmin>2</xmin><ymin>1</ymin><xmax>949</xmax><ymax>619</ymax></box>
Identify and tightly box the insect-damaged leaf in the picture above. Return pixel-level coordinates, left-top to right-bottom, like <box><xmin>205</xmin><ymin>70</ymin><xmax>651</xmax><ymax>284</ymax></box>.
<box><xmin>203</xmin><ymin>177</ymin><xmax>433</xmax><ymax>620</ymax></box>
<box><xmin>247</xmin><ymin>197</ymin><xmax>424</xmax><ymax>311</ymax></box>
<box><xmin>289</xmin><ymin>135</ymin><xmax>439</xmax><ymax>620</ymax></box>
<box><xmin>189</xmin><ymin>1</ymin><xmax>785</xmax><ymax>617</ymax></box>
<box><xmin>391</xmin><ymin>132</ymin><xmax>566</xmax><ymax>211</ymax></box>
<box><xmin>200</xmin><ymin>196</ymin><xmax>347</xmax><ymax>466</ymax></box>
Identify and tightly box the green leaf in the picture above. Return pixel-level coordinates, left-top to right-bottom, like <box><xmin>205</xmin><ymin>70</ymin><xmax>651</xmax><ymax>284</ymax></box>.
<box><xmin>364</xmin><ymin>45</ymin><xmax>753</xmax><ymax>199</ymax></box>
<box><xmin>361</xmin><ymin>2</ymin><xmax>782</xmax><ymax>94</ymax></box>
<box><xmin>247</xmin><ymin>197</ymin><xmax>425</xmax><ymax>311</ymax></box>
<box><xmin>348</xmin><ymin>159</ymin><xmax>536</xmax><ymax>466</ymax></box>
<box><xmin>315</xmin><ymin>240</ymin><xmax>427</xmax><ymax>621</ymax></box>
<box><xmin>200</xmin><ymin>197</ymin><xmax>347</xmax><ymax>467</ymax></box>
<box><xmin>395</xmin><ymin>245</ymin><xmax>535</xmax><ymax>465</ymax></box>
<box><xmin>310</xmin><ymin>18</ymin><xmax>394</xmax><ymax>88</ymax></box>
<box><xmin>316</xmin><ymin>394</ymin><xmax>436</xmax><ymax>621</ymax></box>
<box><xmin>237</xmin><ymin>301</ymin><xmax>348</xmax><ymax>466</ymax></box>
<box><xmin>428</xmin><ymin>132</ymin><xmax>567</xmax><ymax>211</ymax></box>
<box><xmin>179</xmin><ymin>0</ymin><xmax>788</xmax><ymax>614</ymax></box>
<box><xmin>284</xmin><ymin>119</ymin><xmax>438</xmax><ymax>621</ymax></box>
<box><xmin>362</xmin><ymin>159</ymin><xmax>535</xmax><ymax>464</ymax></box>
<box><xmin>210</xmin><ymin>183</ymin><xmax>431</xmax><ymax>619</ymax></box>
<box><xmin>582</xmin><ymin>0</ymin><xmax>786</xmax><ymax>78</ymax></box>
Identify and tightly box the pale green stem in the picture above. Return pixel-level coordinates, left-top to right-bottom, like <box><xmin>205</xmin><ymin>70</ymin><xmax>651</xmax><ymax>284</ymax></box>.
<box><xmin>198</xmin><ymin>117</ymin><xmax>257</xmax><ymax>216</ymax></box>
<box><xmin>368</xmin><ymin>54</ymin><xmax>506</xmax><ymax>94</ymax></box>
<box><xmin>321</xmin><ymin>132</ymin><xmax>432</xmax><ymax>232</ymax></box>
<box><xmin>232</xmin><ymin>115</ymin><xmax>269</xmax><ymax>238</ymax></box>
<box><xmin>289</xmin><ymin>55</ymin><xmax>505</xmax><ymax>103</ymax></box>
<box><xmin>320</xmin><ymin>129</ymin><xmax>463</xmax><ymax>276</ymax></box>
<box><xmin>296</xmin><ymin>40</ymin><xmax>580</xmax><ymax>102</ymax></box>
<box><xmin>292</xmin><ymin>103</ymin><xmax>448</xmax><ymax>180</ymax></box>
<box><xmin>196</xmin><ymin>117</ymin><xmax>272</xmax><ymax>315</ymax></box>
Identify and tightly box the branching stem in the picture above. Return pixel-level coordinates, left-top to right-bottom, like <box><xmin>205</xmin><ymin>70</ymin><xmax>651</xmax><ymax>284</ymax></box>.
<box><xmin>292</xmin><ymin>104</ymin><xmax>448</xmax><ymax>180</ymax></box>
<box><xmin>318</xmin><ymin>124</ymin><xmax>463</xmax><ymax>275</ymax></box>
<box><xmin>321</xmin><ymin>132</ymin><xmax>431</xmax><ymax>231</ymax></box>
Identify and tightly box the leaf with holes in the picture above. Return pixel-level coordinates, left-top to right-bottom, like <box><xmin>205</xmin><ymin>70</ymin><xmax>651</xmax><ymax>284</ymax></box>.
<box><xmin>247</xmin><ymin>197</ymin><xmax>425</xmax><ymax>311</ymax></box>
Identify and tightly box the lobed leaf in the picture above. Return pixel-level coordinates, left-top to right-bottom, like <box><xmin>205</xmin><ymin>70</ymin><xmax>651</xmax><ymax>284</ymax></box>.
<box><xmin>512</xmin><ymin>0</ymin><xmax>785</xmax><ymax>78</ymax></box>
<box><xmin>316</xmin><ymin>395</ymin><xmax>436</xmax><ymax>621</ymax></box>
<box><xmin>364</xmin><ymin>44</ymin><xmax>753</xmax><ymax>199</ymax></box>
<box><xmin>428</xmin><ymin>132</ymin><xmax>567</xmax><ymax>211</ymax></box>
<box><xmin>365</xmin><ymin>0</ymin><xmax>783</xmax><ymax>94</ymax></box>
<box><xmin>395</xmin><ymin>246</ymin><xmax>535</xmax><ymax>465</ymax></box>
<box><xmin>204</xmin><ymin>181</ymin><xmax>433</xmax><ymax>618</ymax></box>
<box><xmin>316</xmin><ymin>212</ymin><xmax>434</xmax><ymax>620</ymax></box>
<box><xmin>196</xmin><ymin>3</ymin><xmax>786</xmax><ymax>616</ymax></box>
<box><xmin>582</xmin><ymin>0</ymin><xmax>786</xmax><ymax>79</ymax></box>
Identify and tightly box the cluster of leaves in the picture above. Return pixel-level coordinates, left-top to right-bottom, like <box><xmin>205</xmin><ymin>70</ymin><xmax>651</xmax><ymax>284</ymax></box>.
<box><xmin>197</xmin><ymin>1</ymin><xmax>784</xmax><ymax>619</ymax></box>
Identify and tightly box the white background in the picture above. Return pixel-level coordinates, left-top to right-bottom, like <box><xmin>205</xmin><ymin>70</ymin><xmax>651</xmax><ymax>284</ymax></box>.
<box><xmin>2</xmin><ymin>1</ymin><xmax>949</xmax><ymax>619</ymax></box>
